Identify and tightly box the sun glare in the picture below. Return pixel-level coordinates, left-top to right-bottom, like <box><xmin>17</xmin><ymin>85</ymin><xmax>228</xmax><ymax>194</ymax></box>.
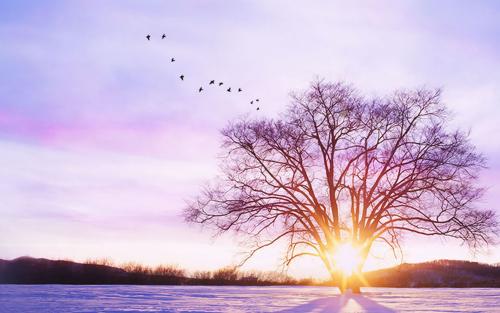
<box><xmin>333</xmin><ymin>243</ymin><xmax>361</xmax><ymax>276</ymax></box>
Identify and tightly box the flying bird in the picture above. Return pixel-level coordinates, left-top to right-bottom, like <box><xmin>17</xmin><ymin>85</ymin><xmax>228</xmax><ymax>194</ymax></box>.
<box><xmin>238</xmin><ymin>88</ymin><xmax>242</xmax><ymax>92</ymax></box>
<box><xmin>162</xmin><ymin>34</ymin><xmax>166</xmax><ymax>39</ymax></box>
<box><xmin>256</xmin><ymin>107</ymin><xmax>260</xmax><ymax>111</ymax></box>
<box><xmin>256</xmin><ymin>99</ymin><xmax>260</xmax><ymax>102</ymax></box>
<box><xmin>209</xmin><ymin>80</ymin><xmax>215</xmax><ymax>85</ymax></box>
<box><xmin>180</xmin><ymin>75</ymin><xmax>184</xmax><ymax>80</ymax></box>
<box><xmin>218</xmin><ymin>82</ymin><xmax>223</xmax><ymax>86</ymax></box>
<box><xmin>146</xmin><ymin>34</ymin><xmax>151</xmax><ymax>40</ymax></box>
<box><xmin>227</xmin><ymin>87</ymin><xmax>231</xmax><ymax>92</ymax></box>
<box><xmin>199</xmin><ymin>87</ymin><xmax>203</xmax><ymax>92</ymax></box>
<box><xmin>250</xmin><ymin>100</ymin><xmax>254</xmax><ymax>104</ymax></box>
<box><xmin>171</xmin><ymin>58</ymin><xmax>175</xmax><ymax>62</ymax></box>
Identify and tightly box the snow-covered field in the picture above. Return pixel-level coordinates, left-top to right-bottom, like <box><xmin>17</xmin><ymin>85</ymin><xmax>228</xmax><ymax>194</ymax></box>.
<box><xmin>0</xmin><ymin>285</ymin><xmax>499</xmax><ymax>313</ymax></box>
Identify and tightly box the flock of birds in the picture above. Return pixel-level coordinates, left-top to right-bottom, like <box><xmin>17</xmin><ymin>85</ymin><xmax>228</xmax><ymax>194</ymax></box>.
<box><xmin>146</xmin><ymin>33</ymin><xmax>261</xmax><ymax>110</ymax></box>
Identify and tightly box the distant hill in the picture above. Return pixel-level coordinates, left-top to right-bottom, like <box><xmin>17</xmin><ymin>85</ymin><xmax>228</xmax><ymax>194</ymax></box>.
<box><xmin>1</xmin><ymin>257</ymin><xmax>499</xmax><ymax>287</ymax></box>
<box><xmin>0</xmin><ymin>257</ymin><xmax>292</xmax><ymax>285</ymax></box>
<box><xmin>364</xmin><ymin>259</ymin><xmax>500</xmax><ymax>288</ymax></box>
<box><xmin>0</xmin><ymin>256</ymin><xmax>187</xmax><ymax>285</ymax></box>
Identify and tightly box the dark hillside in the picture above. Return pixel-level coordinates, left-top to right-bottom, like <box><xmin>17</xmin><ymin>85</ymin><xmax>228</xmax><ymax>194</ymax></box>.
<box><xmin>364</xmin><ymin>260</ymin><xmax>500</xmax><ymax>287</ymax></box>
<box><xmin>1</xmin><ymin>257</ymin><xmax>499</xmax><ymax>287</ymax></box>
<box><xmin>0</xmin><ymin>257</ymin><xmax>183</xmax><ymax>285</ymax></box>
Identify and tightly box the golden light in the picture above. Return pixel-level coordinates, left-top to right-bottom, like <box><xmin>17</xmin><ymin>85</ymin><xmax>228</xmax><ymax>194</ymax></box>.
<box><xmin>332</xmin><ymin>242</ymin><xmax>361</xmax><ymax>276</ymax></box>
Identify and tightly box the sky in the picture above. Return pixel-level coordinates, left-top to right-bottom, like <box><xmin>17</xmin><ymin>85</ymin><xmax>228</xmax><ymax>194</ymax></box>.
<box><xmin>0</xmin><ymin>1</ymin><xmax>499</xmax><ymax>278</ymax></box>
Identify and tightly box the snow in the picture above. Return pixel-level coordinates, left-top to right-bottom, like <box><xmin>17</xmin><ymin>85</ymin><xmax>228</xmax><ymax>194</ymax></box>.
<box><xmin>0</xmin><ymin>285</ymin><xmax>499</xmax><ymax>312</ymax></box>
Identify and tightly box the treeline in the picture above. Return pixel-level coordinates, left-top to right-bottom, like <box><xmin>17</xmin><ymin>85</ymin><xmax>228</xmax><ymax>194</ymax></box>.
<box><xmin>1</xmin><ymin>257</ymin><xmax>499</xmax><ymax>287</ymax></box>
<box><xmin>0</xmin><ymin>257</ymin><xmax>312</xmax><ymax>285</ymax></box>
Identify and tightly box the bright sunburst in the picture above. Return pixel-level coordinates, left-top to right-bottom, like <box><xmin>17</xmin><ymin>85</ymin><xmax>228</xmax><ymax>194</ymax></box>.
<box><xmin>332</xmin><ymin>243</ymin><xmax>361</xmax><ymax>276</ymax></box>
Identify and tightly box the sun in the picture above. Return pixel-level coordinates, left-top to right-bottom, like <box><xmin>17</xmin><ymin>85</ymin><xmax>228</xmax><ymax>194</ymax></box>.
<box><xmin>332</xmin><ymin>242</ymin><xmax>361</xmax><ymax>276</ymax></box>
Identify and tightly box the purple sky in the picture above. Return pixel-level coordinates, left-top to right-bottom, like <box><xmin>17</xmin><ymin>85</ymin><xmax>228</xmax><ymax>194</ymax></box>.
<box><xmin>1</xmin><ymin>1</ymin><xmax>499</xmax><ymax>278</ymax></box>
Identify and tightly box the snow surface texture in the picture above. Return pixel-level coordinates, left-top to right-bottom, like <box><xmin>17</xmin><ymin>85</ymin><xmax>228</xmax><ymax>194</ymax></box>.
<box><xmin>0</xmin><ymin>286</ymin><xmax>499</xmax><ymax>313</ymax></box>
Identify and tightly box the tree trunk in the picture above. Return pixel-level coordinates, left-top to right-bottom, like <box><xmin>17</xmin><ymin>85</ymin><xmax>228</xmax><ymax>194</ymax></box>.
<box><xmin>335</xmin><ymin>268</ymin><xmax>363</xmax><ymax>294</ymax></box>
<box><xmin>332</xmin><ymin>254</ymin><xmax>366</xmax><ymax>294</ymax></box>
<box><xmin>338</xmin><ymin>284</ymin><xmax>346</xmax><ymax>294</ymax></box>
<box><xmin>348</xmin><ymin>274</ymin><xmax>361</xmax><ymax>294</ymax></box>
<box><xmin>335</xmin><ymin>272</ymin><xmax>360</xmax><ymax>294</ymax></box>
<box><xmin>348</xmin><ymin>253</ymin><xmax>368</xmax><ymax>294</ymax></box>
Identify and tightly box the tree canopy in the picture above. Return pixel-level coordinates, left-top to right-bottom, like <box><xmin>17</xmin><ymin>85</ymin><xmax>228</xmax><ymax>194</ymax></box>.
<box><xmin>185</xmin><ymin>81</ymin><xmax>497</xmax><ymax>292</ymax></box>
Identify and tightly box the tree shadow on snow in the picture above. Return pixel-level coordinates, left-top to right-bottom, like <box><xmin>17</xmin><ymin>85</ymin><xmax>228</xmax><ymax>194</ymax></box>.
<box><xmin>277</xmin><ymin>293</ymin><xmax>396</xmax><ymax>313</ymax></box>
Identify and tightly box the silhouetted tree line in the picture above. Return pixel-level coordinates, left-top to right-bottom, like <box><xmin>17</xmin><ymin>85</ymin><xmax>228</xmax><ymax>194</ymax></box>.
<box><xmin>1</xmin><ymin>257</ymin><xmax>498</xmax><ymax>287</ymax></box>
<box><xmin>0</xmin><ymin>257</ymin><xmax>304</xmax><ymax>286</ymax></box>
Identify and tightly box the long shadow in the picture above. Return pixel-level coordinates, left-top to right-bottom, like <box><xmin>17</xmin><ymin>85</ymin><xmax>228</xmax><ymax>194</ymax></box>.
<box><xmin>277</xmin><ymin>293</ymin><xmax>396</xmax><ymax>313</ymax></box>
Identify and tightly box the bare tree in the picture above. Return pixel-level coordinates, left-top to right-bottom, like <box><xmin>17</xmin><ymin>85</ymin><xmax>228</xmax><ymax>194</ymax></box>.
<box><xmin>185</xmin><ymin>81</ymin><xmax>497</xmax><ymax>293</ymax></box>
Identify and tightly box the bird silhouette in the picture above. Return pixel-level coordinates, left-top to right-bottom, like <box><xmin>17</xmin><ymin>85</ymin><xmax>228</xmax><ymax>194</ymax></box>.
<box><xmin>143</xmin><ymin>34</ymin><xmax>260</xmax><ymax>99</ymax></box>
<box><xmin>256</xmin><ymin>107</ymin><xmax>260</xmax><ymax>110</ymax></box>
